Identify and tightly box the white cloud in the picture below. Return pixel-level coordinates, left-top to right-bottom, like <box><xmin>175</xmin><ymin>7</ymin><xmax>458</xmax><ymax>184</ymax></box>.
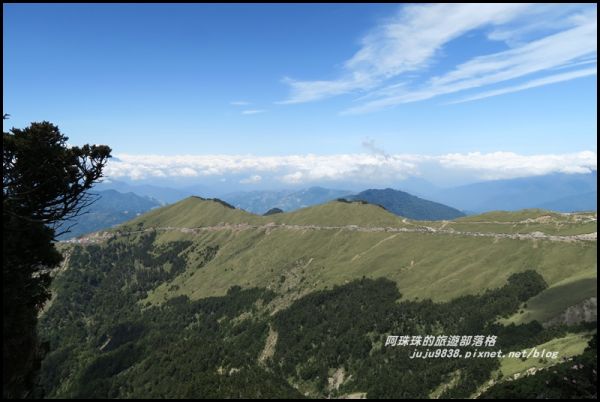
<box><xmin>105</xmin><ymin>151</ymin><xmax>597</xmax><ymax>183</ymax></box>
<box><xmin>172</xmin><ymin>167</ymin><xmax>199</xmax><ymax>177</ymax></box>
<box><xmin>230</xmin><ymin>101</ymin><xmax>250</xmax><ymax>106</ymax></box>
<box><xmin>240</xmin><ymin>174</ymin><xmax>262</xmax><ymax>184</ymax></box>
<box><xmin>278</xmin><ymin>3</ymin><xmax>597</xmax><ymax>112</ymax></box>
<box><xmin>241</xmin><ymin>109</ymin><xmax>266</xmax><ymax>115</ymax></box>
<box><xmin>448</xmin><ymin>67</ymin><xmax>597</xmax><ymax>104</ymax></box>
<box><xmin>279</xmin><ymin>74</ymin><xmax>376</xmax><ymax>104</ymax></box>
<box><xmin>344</xmin><ymin>8</ymin><xmax>597</xmax><ymax>113</ymax></box>
<box><xmin>281</xmin><ymin>3</ymin><xmax>533</xmax><ymax>104</ymax></box>
<box><xmin>438</xmin><ymin>151</ymin><xmax>597</xmax><ymax>180</ymax></box>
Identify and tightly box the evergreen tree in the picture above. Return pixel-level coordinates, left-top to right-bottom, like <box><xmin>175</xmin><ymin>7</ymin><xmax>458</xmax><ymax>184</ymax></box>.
<box><xmin>3</xmin><ymin>120</ymin><xmax>111</xmax><ymax>398</ymax></box>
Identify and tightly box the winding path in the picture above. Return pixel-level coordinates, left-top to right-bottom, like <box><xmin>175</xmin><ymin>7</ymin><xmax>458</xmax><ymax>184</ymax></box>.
<box><xmin>65</xmin><ymin>222</ymin><xmax>597</xmax><ymax>245</ymax></box>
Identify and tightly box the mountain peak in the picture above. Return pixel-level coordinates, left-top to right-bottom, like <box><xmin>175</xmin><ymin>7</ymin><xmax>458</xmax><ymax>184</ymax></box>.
<box><xmin>349</xmin><ymin>188</ymin><xmax>465</xmax><ymax>220</ymax></box>
<box><xmin>119</xmin><ymin>195</ymin><xmax>262</xmax><ymax>230</ymax></box>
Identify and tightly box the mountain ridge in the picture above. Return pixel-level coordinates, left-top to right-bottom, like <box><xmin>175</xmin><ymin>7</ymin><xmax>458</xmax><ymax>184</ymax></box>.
<box><xmin>43</xmin><ymin>194</ymin><xmax>597</xmax><ymax>399</ymax></box>
<box><xmin>429</xmin><ymin>171</ymin><xmax>597</xmax><ymax>213</ymax></box>
<box><xmin>57</xmin><ymin>189</ymin><xmax>161</xmax><ymax>240</ymax></box>
<box><xmin>347</xmin><ymin>188</ymin><xmax>465</xmax><ymax>220</ymax></box>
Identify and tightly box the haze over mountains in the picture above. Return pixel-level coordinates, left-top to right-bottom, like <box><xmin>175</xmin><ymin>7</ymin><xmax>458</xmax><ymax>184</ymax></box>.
<box><xmin>71</xmin><ymin>171</ymin><xmax>598</xmax><ymax>241</ymax></box>
<box><xmin>348</xmin><ymin>188</ymin><xmax>465</xmax><ymax>220</ymax></box>
<box><xmin>536</xmin><ymin>191</ymin><xmax>597</xmax><ymax>212</ymax></box>
<box><xmin>96</xmin><ymin>180</ymin><xmax>192</xmax><ymax>204</ymax></box>
<box><xmin>96</xmin><ymin>171</ymin><xmax>596</xmax><ymax>214</ymax></box>
<box><xmin>62</xmin><ymin>186</ymin><xmax>465</xmax><ymax>239</ymax></box>
<box><xmin>220</xmin><ymin>187</ymin><xmax>352</xmax><ymax>215</ymax></box>
<box><xmin>57</xmin><ymin>190</ymin><xmax>161</xmax><ymax>240</ymax></box>
<box><xmin>427</xmin><ymin>171</ymin><xmax>597</xmax><ymax>213</ymax></box>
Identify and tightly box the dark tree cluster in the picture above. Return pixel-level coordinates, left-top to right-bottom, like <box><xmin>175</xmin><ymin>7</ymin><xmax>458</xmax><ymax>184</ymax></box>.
<box><xmin>271</xmin><ymin>271</ymin><xmax>587</xmax><ymax>398</ymax></box>
<box><xmin>480</xmin><ymin>335</ymin><xmax>597</xmax><ymax>399</ymax></box>
<box><xmin>3</xmin><ymin>121</ymin><xmax>110</xmax><ymax>398</ymax></box>
<box><xmin>38</xmin><ymin>234</ymin><xmax>300</xmax><ymax>398</ymax></box>
<box><xmin>38</xmin><ymin>230</ymin><xmax>596</xmax><ymax>400</ymax></box>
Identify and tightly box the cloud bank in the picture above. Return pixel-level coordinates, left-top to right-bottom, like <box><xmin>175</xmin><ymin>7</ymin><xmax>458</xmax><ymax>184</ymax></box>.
<box><xmin>104</xmin><ymin>151</ymin><xmax>597</xmax><ymax>184</ymax></box>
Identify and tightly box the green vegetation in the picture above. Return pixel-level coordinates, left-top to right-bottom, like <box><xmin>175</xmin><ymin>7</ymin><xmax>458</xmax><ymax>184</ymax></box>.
<box><xmin>269</xmin><ymin>200</ymin><xmax>410</xmax><ymax>227</ymax></box>
<box><xmin>39</xmin><ymin>235</ymin><xmax>302</xmax><ymax>398</ymax></box>
<box><xmin>118</xmin><ymin>196</ymin><xmax>596</xmax><ymax>236</ymax></box>
<box><xmin>120</xmin><ymin>197</ymin><xmax>264</xmax><ymax>229</ymax></box>
<box><xmin>106</xmin><ymin>198</ymin><xmax>597</xmax><ymax>322</ymax></box>
<box><xmin>272</xmin><ymin>272</ymin><xmax>550</xmax><ymax>398</ymax></box>
<box><xmin>3</xmin><ymin>121</ymin><xmax>111</xmax><ymax>398</ymax></box>
<box><xmin>456</xmin><ymin>209</ymin><xmax>565</xmax><ymax>222</ymax></box>
<box><xmin>480</xmin><ymin>335</ymin><xmax>597</xmax><ymax>399</ymax></box>
<box><xmin>39</xmin><ymin>241</ymin><xmax>594</xmax><ymax>398</ymax></box>
<box><xmin>38</xmin><ymin>197</ymin><xmax>596</xmax><ymax>398</ymax></box>
<box><xmin>501</xmin><ymin>268</ymin><xmax>597</xmax><ymax>325</ymax></box>
<box><xmin>497</xmin><ymin>332</ymin><xmax>593</xmax><ymax>379</ymax></box>
<box><xmin>427</xmin><ymin>209</ymin><xmax>597</xmax><ymax>235</ymax></box>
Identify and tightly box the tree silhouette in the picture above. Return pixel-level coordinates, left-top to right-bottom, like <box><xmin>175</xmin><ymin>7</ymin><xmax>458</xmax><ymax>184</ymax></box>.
<box><xmin>3</xmin><ymin>121</ymin><xmax>111</xmax><ymax>398</ymax></box>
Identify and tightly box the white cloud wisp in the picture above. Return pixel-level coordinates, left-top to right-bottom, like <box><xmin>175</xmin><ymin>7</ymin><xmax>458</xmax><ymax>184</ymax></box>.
<box><xmin>279</xmin><ymin>3</ymin><xmax>597</xmax><ymax>113</ymax></box>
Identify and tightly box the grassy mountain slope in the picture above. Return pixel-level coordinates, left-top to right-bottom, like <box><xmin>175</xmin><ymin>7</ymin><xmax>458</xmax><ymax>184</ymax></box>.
<box><xmin>119</xmin><ymin>196</ymin><xmax>264</xmax><ymax>229</ymax></box>
<box><xmin>425</xmin><ymin>209</ymin><xmax>597</xmax><ymax>236</ymax></box>
<box><xmin>493</xmin><ymin>331</ymin><xmax>595</xmax><ymax>388</ymax></box>
<box><xmin>140</xmin><ymin>223</ymin><xmax>596</xmax><ymax>307</ymax></box>
<box><xmin>42</xmin><ymin>197</ymin><xmax>597</xmax><ymax>398</ymax></box>
<box><xmin>95</xmin><ymin>197</ymin><xmax>597</xmax><ymax>320</ymax></box>
<box><xmin>501</xmin><ymin>267</ymin><xmax>597</xmax><ymax>325</ymax></box>
<box><xmin>268</xmin><ymin>200</ymin><xmax>409</xmax><ymax>227</ymax></box>
<box><xmin>118</xmin><ymin>197</ymin><xmax>412</xmax><ymax>229</ymax></box>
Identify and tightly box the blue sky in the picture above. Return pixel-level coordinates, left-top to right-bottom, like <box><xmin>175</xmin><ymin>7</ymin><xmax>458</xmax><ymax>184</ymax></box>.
<box><xmin>3</xmin><ymin>3</ymin><xmax>597</xmax><ymax>188</ymax></box>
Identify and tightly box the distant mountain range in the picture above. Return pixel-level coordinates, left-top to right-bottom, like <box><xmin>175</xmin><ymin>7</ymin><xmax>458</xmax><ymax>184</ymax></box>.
<box><xmin>220</xmin><ymin>187</ymin><xmax>352</xmax><ymax>214</ymax></box>
<box><xmin>428</xmin><ymin>171</ymin><xmax>597</xmax><ymax>213</ymax></box>
<box><xmin>96</xmin><ymin>171</ymin><xmax>597</xmax><ymax>221</ymax></box>
<box><xmin>534</xmin><ymin>190</ymin><xmax>597</xmax><ymax>212</ymax></box>
<box><xmin>221</xmin><ymin>187</ymin><xmax>465</xmax><ymax>220</ymax></box>
<box><xmin>263</xmin><ymin>207</ymin><xmax>284</xmax><ymax>216</ymax></box>
<box><xmin>347</xmin><ymin>188</ymin><xmax>465</xmax><ymax>220</ymax></box>
<box><xmin>96</xmin><ymin>180</ymin><xmax>192</xmax><ymax>204</ymax></box>
<box><xmin>57</xmin><ymin>189</ymin><xmax>161</xmax><ymax>240</ymax></box>
<box><xmin>63</xmin><ymin>186</ymin><xmax>466</xmax><ymax>237</ymax></box>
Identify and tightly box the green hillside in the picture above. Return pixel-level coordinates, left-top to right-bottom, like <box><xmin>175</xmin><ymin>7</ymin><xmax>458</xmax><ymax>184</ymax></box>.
<box><xmin>116</xmin><ymin>197</ymin><xmax>597</xmax><ymax>235</ymax></box>
<box><xmin>425</xmin><ymin>210</ymin><xmax>597</xmax><ymax>236</ymax></box>
<box><xmin>41</xmin><ymin>197</ymin><xmax>597</xmax><ymax>398</ymax></box>
<box><xmin>118</xmin><ymin>197</ymin><xmax>409</xmax><ymax>230</ymax></box>
<box><xmin>456</xmin><ymin>209</ymin><xmax>565</xmax><ymax>222</ymax></box>
<box><xmin>501</xmin><ymin>267</ymin><xmax>597</xmax><ymax>325</ymax></box>
<box><xmin>119</xmin><ymin>196</ymin><xmax>264</xmax><ymax>229</ymax></box>
<box><xmin>269</xmin><ymin>200</ymin><xmax>410</xmax><ymax>227</ymax></box>
<box><xmin>137</xmin><ymin>224</ymin><xmax>596</xmax><ymax>306</ymax></box>
<box><xmin>95</xmin><ymin>197</ymin><xmax>597</xmax><ymax>311</ymax></box>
